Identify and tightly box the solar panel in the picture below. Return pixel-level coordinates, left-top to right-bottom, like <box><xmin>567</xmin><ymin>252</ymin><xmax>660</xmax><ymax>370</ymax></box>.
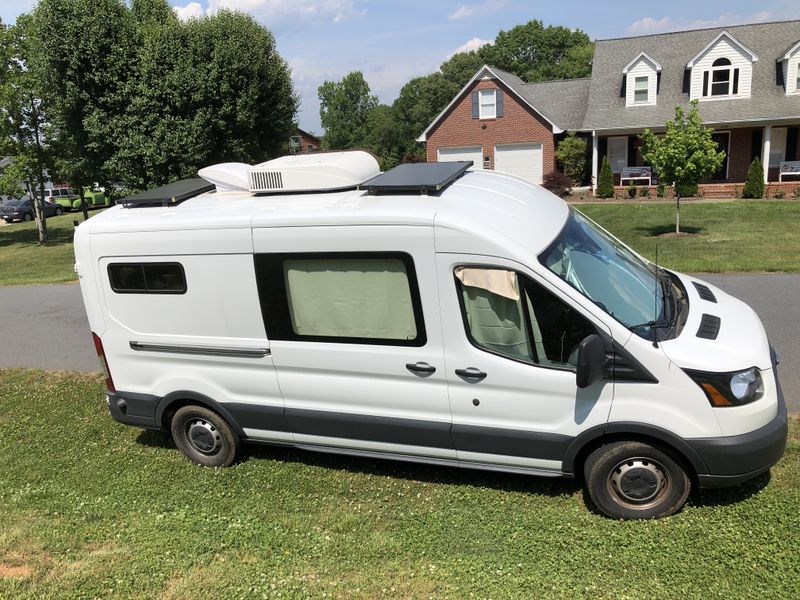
<box><xmin>360</xmin><ymin>161</ymin><xmax>472</xmax><ymax>195</ymax></box>
<box><xmin>121</xmin><ymin>178</ymin><xmax>215</xmax><ymax>208</ymax></box>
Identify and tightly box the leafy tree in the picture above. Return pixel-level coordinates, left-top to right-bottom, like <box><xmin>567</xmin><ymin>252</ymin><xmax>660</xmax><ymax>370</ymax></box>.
<box><xmin>596</xmin><ymin>156</ymin><xmax>614</xmax><ymax>198</ymax></box>
<box><xmin>363</xmin><ymin>104</ymin><xmax>403</xmax><ymax>170</ymax></box>
<box><xmin>391</xmin><ymin>73</ymin><xmax>460</xmax><ymax>158</ymax></box>
<box><xmin>555</xmin><ymin>132</ymin><xmax>587</xmax><ymax>185</ymax></box>
<box><xmin>640</xmin><ymin>101</ymin><xmax>725</xmax><ymax>233</ymax></box>
<box><xmin>0</xmin><ymin>16</ymin><xmax>51</xmax><ymax>244</ymax></box>
<box><xmin>318</xmin><ymin>71</ymin><xmax>378</xmax><ymax>150</ymax></box>
<box><xmin>742</xmin><ymin>157</ymin><xmax>764</xmax><ymax>199</ymax></box>
<box><xmin>439</xmin><ymin>50</ymin><xmax>489</xmax><ymax>88</ymax></box>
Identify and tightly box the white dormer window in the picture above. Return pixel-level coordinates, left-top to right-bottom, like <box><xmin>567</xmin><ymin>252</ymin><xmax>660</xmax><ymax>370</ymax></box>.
<box><xmin>704</xmin><ymin>57</ymin><xmax>739</xmax><ymax>97</ymax></box>
<box><xmin>479</xmin><ymin>90</ymin><xmax>497</xmax><ymax>119</ymax></box>
<box><xmin>623</xmin><ymin>52</ymin><xmax>660</xmax><ymax>107</ymax></box>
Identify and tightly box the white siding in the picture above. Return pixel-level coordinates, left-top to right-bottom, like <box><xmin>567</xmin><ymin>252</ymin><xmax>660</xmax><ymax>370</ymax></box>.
<box><xmin>785</xmin><ymin>48</ymin><xmax>800</xmax><ymax>95</ymax></box>
<box><xmin>625</xmin><ymin>57</ymin><xmax>658</xmax><ymax>107</ymax></box>
<box><xmin>690</xmin><ymin>36</ymin><xmax>753</xmax><ymax>100</ymax></box>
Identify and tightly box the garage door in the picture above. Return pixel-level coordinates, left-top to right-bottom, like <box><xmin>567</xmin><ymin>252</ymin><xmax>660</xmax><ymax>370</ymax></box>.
<box><xmin>494</xmin><ymin>143</ymin><xmax>543</xmax><ymax>184</ymax></box>
<box><xmin>437</xmin><ymin>146</ymin><xmax>483</xmax><ymax>169</ymax></box>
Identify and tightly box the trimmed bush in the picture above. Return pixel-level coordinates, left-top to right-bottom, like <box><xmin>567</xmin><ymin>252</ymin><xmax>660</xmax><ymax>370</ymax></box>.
<box><xmin>656</xmin><ymin>182</ymin><xmax>667</xmax><ymax>197</ymax></box>
<box><xmin>596</xmin><ymin>156</ymin><xmax>614</xmax><ymax>198</ymax></box>
<box><xmin>639</xmin><ymin>186</ymin><xmax>650</xmax><ymax>198</ymax></box>
<box><xmin>675</xmin><ymin>182</ymin><xmax>698</xmax><ymax>197</ymax></box>
<box><xmin>742</xmin><ymin>158</ymin><xmax>764</xmax><ymax>199</ymax></box>
<box><xmin>543</xmin><ymin>170</ymin><xmax>573</xmax><ymax>196</ymax></box>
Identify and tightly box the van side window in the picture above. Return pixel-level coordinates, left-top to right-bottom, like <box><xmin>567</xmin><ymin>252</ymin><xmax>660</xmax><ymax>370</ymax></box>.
<box><xmin>254</xmin><ymin>253</ymin><xmax>426</xmax><ymax>346</ymax></box>
<box><xmin>108</xmin><ymin>263</ymin><xmax>186</xmax><ymax>294</ymax></box>
<box><xmin>455</xmin><ymin>267</ymin><xmax>596</xmax><ymax>368</ymax></box>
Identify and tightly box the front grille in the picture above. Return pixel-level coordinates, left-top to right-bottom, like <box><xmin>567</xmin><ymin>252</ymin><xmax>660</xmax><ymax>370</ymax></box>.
<box><xmin>696</xmin><ymin>314</ymin><xmax>721</xmax><ymax>340</ymax></box>
<box><xmin>692</xmin><ymin>282</ymin><xmax>717</xmax><ymax>303</ymax></box>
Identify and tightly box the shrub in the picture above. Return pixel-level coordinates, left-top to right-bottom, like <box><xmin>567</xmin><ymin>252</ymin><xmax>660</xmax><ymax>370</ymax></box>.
<box><xmin>795</xmin><ymin>187</ymin><xmax>800</xmax><ymax>200</ymax></box>
<box><xmin>555</xmin><ymin>132</ymin><xmax>587</xmax><ymax>185</ymax></box>
<box><xmin>742</xmin><ymin>158</ymin><xmax>764</xmax><ymax>199</ymax></box>
<box><xmin>596</xmin><ymin>156</ymin><xmax>614</xmax><ymax>198</ymax></box>
<box><xmin>543</xmin><ymin>170</ymin><xmax>573</xmax><ymax>196</ymax></box>
<box><xmin>675</xmin><ymin>182</ymin><xmax>698</xmax><ymax>197</ymax></box>
<box><xmin>656</xmin><ymin>182</ymin><xmax>667</xmax><ymax>197</ymax></box>
<box><xmin>639</xmin><ymin>186</ymin><xmax>650</xmax><ymax>198</ymax></box>
<box><xmin>773</xmin><ymin>189</ymin><xmax>785</xmax><ymax>199</ymax></box>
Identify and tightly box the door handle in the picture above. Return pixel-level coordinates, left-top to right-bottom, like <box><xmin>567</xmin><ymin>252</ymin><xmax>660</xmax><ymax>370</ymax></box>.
<box><xmin>406</xmin><ymin>362</ymin><xmax>436</xmax><ymax>375</ymax></box>
<box><xmin>455</xmin><ymin>367</ymin><xmax>487</xmax><ymax>381</ymax></box>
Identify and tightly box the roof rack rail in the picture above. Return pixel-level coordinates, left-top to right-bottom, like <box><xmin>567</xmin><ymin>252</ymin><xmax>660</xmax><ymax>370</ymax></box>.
<box><xmin>360</xmin><ymin>161</ymin><xmax>472</xmax><ymax>195</ymax></box>
<box><xmin>121</xmin><ymin>178</ymin><xmax>215</xmax><ymax>208</ymax></box>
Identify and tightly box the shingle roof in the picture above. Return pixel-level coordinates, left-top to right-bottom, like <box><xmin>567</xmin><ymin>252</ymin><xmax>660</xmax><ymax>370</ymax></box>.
<box><xmin>490</xmin><ymin>66</ymin><xmax>590</xmax><ymax>131</ymax></box>
<box><xmin>583</xmin><ymin>20</ymin><xmax>800</xmax><ymax>131</ymax></box>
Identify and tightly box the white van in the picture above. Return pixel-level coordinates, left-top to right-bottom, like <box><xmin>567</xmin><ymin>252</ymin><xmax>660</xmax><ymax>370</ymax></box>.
<box><xmin>75</xmin><ymin>151</ymin><xmax>787</xmax><ymax>519</ymax></box>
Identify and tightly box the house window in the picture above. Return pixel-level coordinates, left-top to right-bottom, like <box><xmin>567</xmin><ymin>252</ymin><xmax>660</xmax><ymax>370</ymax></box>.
<box><xmin>796</xmin><ymin>61</ymin><xmax>800</xmax><ymax>92</ymax></box>
<box><xmin>703</xmin><ymin>57</ymin><xmax>739</xmax><ymax>97</ymax></box>
<box><xmin>633</xmin><ymin>76</ymin><xmax>649</xmax><ymax>103</ymax></box>
<box><xmin>479</xmin><ymin>90</ymin><xmax>497</xmax><ymax>119</ymax></box>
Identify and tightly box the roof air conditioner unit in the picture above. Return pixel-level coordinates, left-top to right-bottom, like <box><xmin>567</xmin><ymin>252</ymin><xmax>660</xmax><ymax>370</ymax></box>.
<box><xmin>247</xmin><ymin>150</ymin><xmax>380</xmax><ymax>194</ymax></box>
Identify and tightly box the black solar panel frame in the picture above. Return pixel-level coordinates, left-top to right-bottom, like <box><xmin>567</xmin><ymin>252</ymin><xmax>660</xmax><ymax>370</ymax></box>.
<box><xmin>121</xmin><ymin>178</ymin><xmax>215</xmax><ymax>208</ymax></box>
<box><xmin>360</xmin><ymin>161</ymin><xmax>473</xmax><ymax>195</ymax></box>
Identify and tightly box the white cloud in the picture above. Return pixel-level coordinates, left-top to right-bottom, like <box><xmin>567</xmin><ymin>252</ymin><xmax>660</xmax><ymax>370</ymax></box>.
<box><xmin>207</xmin><ymin>0</ymin><xmax>365</xmax><ymax>27</ymax></box>
<box><xmin>625</xmin><ymin>11</ymin><xmax>784</xmax><ymax>35</ymax></box>
<box><xmin>450</xmin><ymin>37</ymin><xmax>492</xmax><ymax>57</ymax></box>
<box><xmin>174</xmin><ymin>2</ymin><xmax>205</xmax><ymax>21</ymax></box>
<box><xmin>448</xmin><ymin>0</ymin><xmax>507</xmax><ymax>21</ymax></box>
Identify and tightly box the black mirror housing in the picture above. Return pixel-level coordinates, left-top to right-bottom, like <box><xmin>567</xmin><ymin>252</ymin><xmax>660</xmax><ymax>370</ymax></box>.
<box><xmin>576</xmin><ymin>334</ymin><xmax>609</xmax><ymax>389</ymax></box>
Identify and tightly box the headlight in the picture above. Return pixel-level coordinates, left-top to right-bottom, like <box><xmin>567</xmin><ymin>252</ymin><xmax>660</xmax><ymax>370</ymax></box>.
<box><xmin>684</xmin><ymin>367</ymin><xmax>765</xmax><ymax>407</ymax></box>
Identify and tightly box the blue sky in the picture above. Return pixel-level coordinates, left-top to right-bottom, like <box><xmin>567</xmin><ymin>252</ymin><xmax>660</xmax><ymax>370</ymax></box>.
<box><xmin>2</xmin><ymin>1</ymin><xmax>799</xmax><ymax>133</ymax></box>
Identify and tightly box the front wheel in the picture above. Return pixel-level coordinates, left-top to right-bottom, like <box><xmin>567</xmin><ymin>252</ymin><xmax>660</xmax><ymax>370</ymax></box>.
<box><xmin>171</xmin><ymin>405</ymin><xmax>240</xmax><ymax>467</ymax></box>
<box><xmin>22</xmin><ymin>212</ymin><xmax>32</xmax><ymax>222</ymax></box>
<box><xmin>584</xmin><ymin>441</ymin><xmax>690</xmax><ymax>519</ymax></box>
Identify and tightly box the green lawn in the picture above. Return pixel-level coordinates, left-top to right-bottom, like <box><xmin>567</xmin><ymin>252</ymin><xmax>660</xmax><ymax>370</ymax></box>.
<box><xmin>579</xmin><ymin>200</ymin><xmax>800</xmax><ymax>273</ymax></box>
<box><xmin>0</xmin><ymin>369</ymin><xmax>798</xmax><ymax>599</ymax></box>
<box><xmin>1</xmin><ymin>202</ymin><xmax>800</xmax><ymax>286</ymax></box>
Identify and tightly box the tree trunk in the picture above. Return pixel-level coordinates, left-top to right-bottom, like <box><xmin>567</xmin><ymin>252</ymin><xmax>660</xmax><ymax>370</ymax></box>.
<box><xmin>78</xmin><ymin>184</ymin><xmax>89</xmax><ymax>220</ymax></box>
<box><xmin>27</xmin><ymin>180</ymin><xmax>48</xmax><ymax>246</ymax></box>
<box><xmin>675</xmin><ymin>191</ymin><xmax>681</xmax><ymax>234</ymax></box>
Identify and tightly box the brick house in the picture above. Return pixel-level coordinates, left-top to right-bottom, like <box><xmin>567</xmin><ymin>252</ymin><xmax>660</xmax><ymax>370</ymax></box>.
<box><xmin>289</xmin><ymin>128</ymin><xmax>321</xmax><ymax>154</ymax></box>
<box><xmin>418</xmin><ymin>19</ymin><xmax>800</xmax><ymax>196</ymax></box>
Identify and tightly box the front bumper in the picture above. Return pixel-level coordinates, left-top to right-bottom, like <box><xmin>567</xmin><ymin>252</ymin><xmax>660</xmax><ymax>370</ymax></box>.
<box><xmin>689</xmin><ymin>366</ymin><xmax>788</xmax><ymax>488</ymax></box>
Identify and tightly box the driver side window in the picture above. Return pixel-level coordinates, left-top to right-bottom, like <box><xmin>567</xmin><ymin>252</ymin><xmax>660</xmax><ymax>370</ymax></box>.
<box><xmin>455</xmin><ymin>266</ymin><xmax>596</xmax><ymax>369</ymax></box>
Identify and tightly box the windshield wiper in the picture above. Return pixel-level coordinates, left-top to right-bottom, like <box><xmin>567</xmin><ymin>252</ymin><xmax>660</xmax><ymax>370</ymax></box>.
<box><xmin>628</xmin><ymin>319</ymin><xmax>672</xmax><ymax>332</ymax></box>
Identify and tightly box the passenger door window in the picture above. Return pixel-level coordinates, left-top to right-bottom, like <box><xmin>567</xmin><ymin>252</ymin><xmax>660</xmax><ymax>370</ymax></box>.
<box><xmin>455</xmin><ymin>266</ymin><xmax>596</xmax><ymax>368</ymax></box>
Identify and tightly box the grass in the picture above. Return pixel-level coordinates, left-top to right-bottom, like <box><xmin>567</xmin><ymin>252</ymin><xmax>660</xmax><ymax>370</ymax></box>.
<box><xmin>1</xmin><ymin>201</ymin><xmax>800</xmax><ymax>286</ymax></box>
<box><xmin>0</xmin><ymin>214</ymin><xmax>86</xmax><ymax>286</ymax></box>
<box><xmin>579</xmin><ymin>200</ymin><xmax>800</xmax><ymax>273</ymax></box>
<box><xmin>0</xmin><ymin>369</ymin><xmax>798</xmax><ymax>599</ymax></box>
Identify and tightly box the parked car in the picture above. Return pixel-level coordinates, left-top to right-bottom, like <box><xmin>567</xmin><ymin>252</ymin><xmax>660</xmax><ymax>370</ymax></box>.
<box><xmin>46</xmin><ymin>188</ymin><xmax>79</xmax><ymax>211</ymax></box>
<box><xmin>1</xmin><ymin>196</ymin><xmax>63</xmax><ymax>222</ymax></box>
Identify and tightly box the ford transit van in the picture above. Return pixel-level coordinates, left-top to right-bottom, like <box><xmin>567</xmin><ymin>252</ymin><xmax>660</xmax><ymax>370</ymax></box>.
<box><xmin>75</xmin><ymin>151</ymin><xmax>786</xmax><ymax>519</ymax></box>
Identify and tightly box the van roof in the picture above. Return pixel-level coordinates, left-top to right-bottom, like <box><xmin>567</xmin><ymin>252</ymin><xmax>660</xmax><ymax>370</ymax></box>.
<box><xmin>82</xmin><ymin>170</ymin><xmax>569</xmax><ymax>255</ymax></box>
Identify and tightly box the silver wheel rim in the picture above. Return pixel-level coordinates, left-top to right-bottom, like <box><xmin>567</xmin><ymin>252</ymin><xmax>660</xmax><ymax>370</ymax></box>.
<box><xmin>608</xmin><ymin>457</ymin><xmax>669</xmax><ymax>508</ymax></box>
<box><xmin>185</xmin><ymin>418</ymin><xmax>222</xmax><ymax>456</ymax></box>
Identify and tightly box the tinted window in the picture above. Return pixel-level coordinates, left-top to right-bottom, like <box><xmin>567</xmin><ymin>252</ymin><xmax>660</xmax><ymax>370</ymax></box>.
<box><xmin>254</xmin><ymin>253</ymin><xmax>426</xmax><ymax>346</ymax></box>
<box><xmin>455</xmin><ymin>267</ymin><xmax>596</xmax><ymax>369</ymax></box>
<box><xmin>108</xmin><ymin>263</ymin><xmax>186</xmax><ymax>294</ymax></box>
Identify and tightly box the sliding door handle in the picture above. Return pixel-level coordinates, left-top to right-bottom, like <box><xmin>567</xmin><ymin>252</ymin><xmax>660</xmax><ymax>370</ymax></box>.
<box><xmin>406</xmin><ymin>362</ymin><xmax>436</xmax><ymax>375</ymax></box>
<box><xmin>455</xmin><ymin>367</ymin><xmax>487</xmax><ymax>381</ymax></box>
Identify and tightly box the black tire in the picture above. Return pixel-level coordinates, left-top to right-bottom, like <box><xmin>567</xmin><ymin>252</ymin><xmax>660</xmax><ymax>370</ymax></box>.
<box><xmin>22</xmin><ymin>212</ymin><xmax>32</xmax><ymax>222</ymax></box>
<box><xmin>170</xmin><ymin>405</ymin><xmax>240</xmax><ymax>467</ymax></box>
<box><xmin>55</xmin><ymin>207</ymin><xmax>63</xmax><ymax>216</ymax></box>
<box><xmin>584</xmin><ymin>441</ymin><xmax>691</xmax><ymax>520</ymax></box>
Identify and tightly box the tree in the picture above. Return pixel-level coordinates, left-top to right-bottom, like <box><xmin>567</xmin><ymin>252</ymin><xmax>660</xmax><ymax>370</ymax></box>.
<box><xmin>555</xmin><ymin>132</ymin><xmax>587</xmax><ymax>185</ymax></box>
<box><xmin>363</xmin><ymin>104</ymin><xmax>404</xmax><ymax>170</ymax></box>
<box><xmin>318</xmin><ymin>72</ymin><xmax>377</xmax><ymax>150</ymax></box>
<box><xmin>742</xmin><ymin>157</ymin><xmax>765</xmax><ymax>199</ymax></box>
<box><xmin>596</xmin><ymin>156</ymin><xmax>614</xmax><ymax>198</ymax></box>
<box><xmin>439</xmin><ymin>50</ymin><xmax>489</xmax><ymax>88</ymax></box>
<box><xmin>640</xmin><ymin>101</ymin><xmax>725</xmax><ymax>233</ymax></box>
<box><xmin>0</xmin><ymin>16</ymin><xmax>51</xmax><ymax>244</ymax></box>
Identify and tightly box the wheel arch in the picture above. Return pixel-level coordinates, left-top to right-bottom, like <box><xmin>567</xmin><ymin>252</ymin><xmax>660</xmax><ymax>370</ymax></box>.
<box><xmin>563</xmin><ymin>422</ymin><xmax>709</xmax><ymax>482</ymax></box>
<box><xmin>156</xmin><ymin>391</ymin><xmax>247</xmax><ymax>439</ymax></box>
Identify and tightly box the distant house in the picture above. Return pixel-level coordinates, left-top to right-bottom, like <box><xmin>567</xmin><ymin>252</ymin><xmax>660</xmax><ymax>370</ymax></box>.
<box><xmin>418</xmin><ymin>19</ymin><xmax>800</xmax><ymax>195</ymax></box>
<box><xmin>289</xmin><ymin>128</ymin><xmax>321</xmax><ymax>154</ymax></box>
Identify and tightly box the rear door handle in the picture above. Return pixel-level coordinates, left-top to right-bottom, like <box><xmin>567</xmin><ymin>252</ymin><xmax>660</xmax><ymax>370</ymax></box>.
<box><xmin>455</xmin><ymin>367</ymin><xmax>487</xmax><ymax>381</ymax></box>
<box><xmin>406</xmin><ymin>362</ymin><xmax>436</xmax><ymax>375</ymax></box>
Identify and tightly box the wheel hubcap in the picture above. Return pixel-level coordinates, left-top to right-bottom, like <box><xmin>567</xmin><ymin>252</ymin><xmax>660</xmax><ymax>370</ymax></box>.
<box><xmin>186</xmin><ymin>419</ymin><xmax>222</xmax><ymax>455</ymax></box>
<box><xmin>609</xmin><ymin>458</ymin><xmax>667</xmax><ymax>505</ymax></box>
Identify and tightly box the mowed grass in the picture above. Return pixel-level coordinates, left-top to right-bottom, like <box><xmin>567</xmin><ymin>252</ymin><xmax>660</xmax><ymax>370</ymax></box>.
<box><xmin>579</xmin><ymin>200</ymin><xmax>800</xmax><ymax>273</ymax></box>
<box><xmin>0</xmin><ymin>214</ymin><xmax>85</xmax><ymax>286</ymax></box>
<box><xmin>0</xmin><ymin>369</ymin><xmax>798</xmax><ymax>599</ymax></box>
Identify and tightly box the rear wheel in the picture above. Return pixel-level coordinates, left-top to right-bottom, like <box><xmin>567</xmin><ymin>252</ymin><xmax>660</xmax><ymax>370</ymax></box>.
<box><xmin>584</xmin><ymin>441</ymin><xmax>690</xmax><ymax>519</ymax></box>
<box><xmin>55</xmin><ymin>207</ymin><xmax>63</xmax><ymax>216</ymax></box>
<box><xmin>171</xmin><ymin>405</ymin><xmax>240</xmax><ymax>467</ymax></box>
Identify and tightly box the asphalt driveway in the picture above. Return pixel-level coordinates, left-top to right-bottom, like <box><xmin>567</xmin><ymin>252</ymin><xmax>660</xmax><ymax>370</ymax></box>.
<box><xmin>0</xmin><ymin>275</ymin><xmax>797</xmax><ymax>412</ymax></box>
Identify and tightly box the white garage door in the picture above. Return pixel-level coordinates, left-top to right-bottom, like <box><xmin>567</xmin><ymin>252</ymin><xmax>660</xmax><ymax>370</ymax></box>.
<box><xmin>494</xmin><ymin>143</ymin><xmax>543</xmax><ymax>184</ymax></box>
<box><xmin>437</xmin><ymin>146</ymin><xmax>483</xmax><ymax>169</ymax></box>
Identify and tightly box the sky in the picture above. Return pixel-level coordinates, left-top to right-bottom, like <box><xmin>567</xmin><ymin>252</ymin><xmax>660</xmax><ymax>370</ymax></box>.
<box><xmin>2</xmin><ymin>0</ymin><xmax>800</xmax><ymax>134</ymax></box>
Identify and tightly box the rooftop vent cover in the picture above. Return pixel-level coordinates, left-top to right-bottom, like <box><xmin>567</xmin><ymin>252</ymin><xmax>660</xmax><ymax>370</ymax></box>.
<box><xmin>247</xmin><ymin>150</ymin><xmax>380</xmax><ymax>194</ymax></box>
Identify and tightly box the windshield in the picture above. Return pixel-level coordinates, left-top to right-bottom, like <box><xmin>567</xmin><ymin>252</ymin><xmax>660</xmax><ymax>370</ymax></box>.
<box><xmin>539</xmin><ymin>208</ymin><xmax>664</xmax><ymax>331</ymax></box>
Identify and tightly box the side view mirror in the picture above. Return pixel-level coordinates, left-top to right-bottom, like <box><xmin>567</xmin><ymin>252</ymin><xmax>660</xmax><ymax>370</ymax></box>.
<box><xmin>576</xmin><ymin>334</ymin><xmax>609</xmax><ymax>389</ymax></box>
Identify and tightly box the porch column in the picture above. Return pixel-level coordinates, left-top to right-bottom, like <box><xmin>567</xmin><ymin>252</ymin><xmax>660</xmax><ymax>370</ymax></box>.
<box><xmin>591</xmin><ymin>130</ymin><xmax>598</xmax><ymax>195</ymax></box>
<box><xmin>762</xmin><ymin>125</ymin><xmax>772</xmax><ymax>184</ymax></box>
